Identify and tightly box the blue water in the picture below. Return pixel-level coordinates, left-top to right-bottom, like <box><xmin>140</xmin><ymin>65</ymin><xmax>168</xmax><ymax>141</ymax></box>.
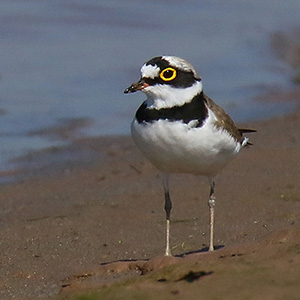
<box><xmin>1</xmin><ymin>0</ymin><xmax>300</xmax><ymax>174</ymax></box>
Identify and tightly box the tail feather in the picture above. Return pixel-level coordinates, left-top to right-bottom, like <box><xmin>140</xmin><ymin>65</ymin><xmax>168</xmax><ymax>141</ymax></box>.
<box><xmin>239</xmin><ymin>128</ymin><xmax>256</xmax><ymax>147</ymax></box>
<box><xmin>238</xmin><ymin>128</ymin><xmax>257</xmax><ymax>134</ymax></box>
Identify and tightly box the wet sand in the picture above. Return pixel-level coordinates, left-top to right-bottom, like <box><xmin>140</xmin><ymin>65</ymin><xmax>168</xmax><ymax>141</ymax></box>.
<box><xmin>0</xmin><ymin>93</ymin><xmax>300</xmax><ymax>299</ymax></box>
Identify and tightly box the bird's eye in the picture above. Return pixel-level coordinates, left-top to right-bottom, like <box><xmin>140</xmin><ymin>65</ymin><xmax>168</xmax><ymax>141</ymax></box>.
<box><xmin>160</xmin><ymin>67</ymin><xmax>177</xmax><ymax>81</ymax></box>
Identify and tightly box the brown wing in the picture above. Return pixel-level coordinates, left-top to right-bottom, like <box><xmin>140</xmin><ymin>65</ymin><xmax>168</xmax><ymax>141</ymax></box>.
<box><xmin>203</xmin><ymin>94</ymin><xmax>243</xmax><ymax>142</ymax></box>
<box><xmin>203</xmin><ymin>94</ymin><xmax>256</xmax><ymax>144</ymax></box>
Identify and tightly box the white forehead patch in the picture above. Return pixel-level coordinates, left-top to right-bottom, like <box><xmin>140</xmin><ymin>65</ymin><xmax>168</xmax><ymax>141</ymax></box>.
<box><xmin>141</xmin><ymin>63</ymin><xmax>160</xmax><ymax>79</ymax></box>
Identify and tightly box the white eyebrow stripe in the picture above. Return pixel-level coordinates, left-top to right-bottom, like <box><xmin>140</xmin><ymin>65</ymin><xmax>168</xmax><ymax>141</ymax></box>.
<box><xmin>141</xmin><ymin>64</ymin><xmax>160</xmax><ymax>79</ymax></box>
<box><xmin>162</xmin><ymin>56</ymin><xmax>200</xmax><ymax>78</ymax></box>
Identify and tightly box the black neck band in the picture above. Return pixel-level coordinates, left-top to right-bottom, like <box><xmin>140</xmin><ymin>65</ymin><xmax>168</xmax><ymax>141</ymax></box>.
<box><xmin>135</xmin><ymin>92</ymin><xmax>208</xmax><ymax>127</ymax></box>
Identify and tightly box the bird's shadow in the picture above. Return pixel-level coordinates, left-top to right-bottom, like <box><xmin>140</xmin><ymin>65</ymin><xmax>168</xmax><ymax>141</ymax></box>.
<box><xmin>176</xmin><ymin>244</ymin><xmax>224</xmax><ymax>257</ymax></box>
<box><xmin>100</xmin><ymin>245</ymin><xmax>224</xmax><ymax>266</ymax></box>
<box><xmin>100</xmin><ymin>258</ymin><xmax>148</xmax><ymax>266</ymax></box>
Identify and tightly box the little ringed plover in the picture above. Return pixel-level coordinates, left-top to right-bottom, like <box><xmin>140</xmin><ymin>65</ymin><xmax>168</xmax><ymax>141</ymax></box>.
<box><xmin>124</xmin><ymin>56</ymin><xmax>255</xmax><ymax>256</ymax></box>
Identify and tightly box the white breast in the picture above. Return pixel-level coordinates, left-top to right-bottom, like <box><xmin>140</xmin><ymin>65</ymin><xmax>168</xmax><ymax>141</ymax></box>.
<box><xmin>131</xmin><ymin>110</ymin><xmax>242</xmax><ymax>177</ymax></box>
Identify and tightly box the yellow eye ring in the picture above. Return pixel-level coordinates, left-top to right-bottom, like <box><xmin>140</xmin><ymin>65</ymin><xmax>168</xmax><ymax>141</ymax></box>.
<box><xmin>160</xmin><ymin>67</ymin><xmax>177</xmax><ymax>81</ymax></box>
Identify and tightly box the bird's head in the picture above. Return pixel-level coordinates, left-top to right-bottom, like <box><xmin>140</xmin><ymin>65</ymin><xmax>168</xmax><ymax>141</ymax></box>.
<box><xmin>124</xmin><ymin>56</ymin><xmax>203</xmax><ymax>108</ymax></box>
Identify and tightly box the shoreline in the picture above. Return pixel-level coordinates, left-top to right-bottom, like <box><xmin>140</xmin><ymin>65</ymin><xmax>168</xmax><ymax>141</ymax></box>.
<box><xmin>2</xmin><ymin>84</ymin><xmax>300</xmax><ymax>187</ymax></box>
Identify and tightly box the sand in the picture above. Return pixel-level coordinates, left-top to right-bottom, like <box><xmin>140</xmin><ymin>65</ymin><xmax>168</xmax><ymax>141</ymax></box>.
<box><xmin>0</xmin><ymin>92</ymin><xmax>300</xmax><ymax>299</ymax></box>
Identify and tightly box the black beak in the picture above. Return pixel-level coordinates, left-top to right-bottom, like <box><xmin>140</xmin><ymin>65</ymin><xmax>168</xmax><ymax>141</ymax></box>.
<box><xmin>124</xmin><ymin>78</ymin><xmax>149</xmax><ymax>94</ymax></box>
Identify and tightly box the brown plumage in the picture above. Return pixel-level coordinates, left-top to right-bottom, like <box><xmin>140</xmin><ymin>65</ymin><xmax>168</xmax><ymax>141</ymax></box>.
<box><xmin>204</xmin><ymin>94</ymin><xmax>256</xmax><ymax>144</ymax></box>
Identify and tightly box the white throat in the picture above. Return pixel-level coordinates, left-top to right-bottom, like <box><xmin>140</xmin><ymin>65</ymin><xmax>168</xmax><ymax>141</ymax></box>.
<box><xmin>144</xmin><ymin>81</ymin><xmax>203</xmax><ymax>109</ymax></box>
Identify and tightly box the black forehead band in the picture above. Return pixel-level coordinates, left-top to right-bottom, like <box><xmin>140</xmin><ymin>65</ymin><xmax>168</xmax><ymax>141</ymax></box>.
<box><xmin>145</xmin><ymin>56</ymin><xmax>171</xmax><ymax>70</ymax></box>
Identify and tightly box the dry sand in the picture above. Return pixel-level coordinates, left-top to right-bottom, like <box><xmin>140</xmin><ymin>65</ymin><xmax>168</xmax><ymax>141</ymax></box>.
<box><xmin>0</xmin><ymin>93</ymin><xmax>300</xmax><ymax>299</ymax></box>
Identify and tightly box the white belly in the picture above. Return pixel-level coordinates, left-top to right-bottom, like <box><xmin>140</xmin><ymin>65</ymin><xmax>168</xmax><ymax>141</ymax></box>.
<box><xmin>131</xmin><ymin>117</ymin><xmax>242</xmax><ymax>177</ymax></box>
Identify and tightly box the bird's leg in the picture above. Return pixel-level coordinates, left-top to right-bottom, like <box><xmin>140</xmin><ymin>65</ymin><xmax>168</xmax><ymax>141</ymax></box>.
<box><xmin>208</xmin><ymin>180</ymin><xmax>216</xmax><ymax>252</ymax></box>
<box><xmin>162</xmin><ymin>175</ymin><xmax>172</xmax><ymax>256</ymax></box>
